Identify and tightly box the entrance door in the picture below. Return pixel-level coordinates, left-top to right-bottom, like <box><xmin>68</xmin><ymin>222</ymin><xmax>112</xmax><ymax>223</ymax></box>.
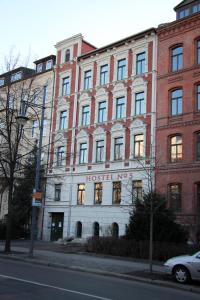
<box><xmin>50</xmin><ymin>213</ymin><xmax>64</xmax><ymax>241</ymax></box>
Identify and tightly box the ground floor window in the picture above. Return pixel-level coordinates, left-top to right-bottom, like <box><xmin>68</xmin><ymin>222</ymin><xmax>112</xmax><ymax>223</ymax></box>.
<box><xmin>76</xmin><ymin>221</ymin><xmax>82</xmax><ymax>238</ymax></box>
<box><xmin>111</xmin><ymin>222</ymin><xmax>119</xmax><ymax>238</ymax></box>
<box><xmin>93</xmin><ymin>222</ymin><xmax>99</xmax><ymax>237</ymax></box>
<box><xmin>168</xmin><ymin>183</ymin><xmax>181</xmax><ymax>212</ymax></box>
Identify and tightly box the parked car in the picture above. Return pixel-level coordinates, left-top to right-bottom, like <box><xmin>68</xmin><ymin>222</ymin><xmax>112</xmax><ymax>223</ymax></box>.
<box><xmin>164</xmin><ymin>251</ymin><xmax>200</xmax><ymax>283</ymax></box>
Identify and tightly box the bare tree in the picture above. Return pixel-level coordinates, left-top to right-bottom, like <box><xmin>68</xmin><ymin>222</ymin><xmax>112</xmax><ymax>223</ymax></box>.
<box><xmin>0</xmin><ymin>55</ymin><xmax>45</xmax><ymax>252</ymax></box>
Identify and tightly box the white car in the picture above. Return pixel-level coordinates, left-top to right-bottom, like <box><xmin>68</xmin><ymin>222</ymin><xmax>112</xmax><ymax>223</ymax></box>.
<box><xmin>164</xmin><ymin>251</ymin><xmax>200</xmax><ymax>283</ymax></box>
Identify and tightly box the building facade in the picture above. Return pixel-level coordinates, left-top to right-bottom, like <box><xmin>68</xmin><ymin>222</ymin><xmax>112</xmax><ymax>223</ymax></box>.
<box><xmin>43</xmin><ymin>31</ymin><xmax>157</xmax><ymax>241</ymax></box>
<box><xmin>156</xmin><ymin>0</ymin><xmax>200</xmax><ymax>241</ymax></box>
<box><xmin>0</xmin><ymin>55</ymin><xmax>56</xmax><ymax>233</ymax></box>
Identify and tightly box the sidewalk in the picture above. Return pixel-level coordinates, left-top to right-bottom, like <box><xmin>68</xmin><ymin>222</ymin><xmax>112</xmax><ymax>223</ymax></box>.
<box><xmin>0</xmin><ymin>240</ymin><xmax>200</xmax><ymax>294</ymax></box>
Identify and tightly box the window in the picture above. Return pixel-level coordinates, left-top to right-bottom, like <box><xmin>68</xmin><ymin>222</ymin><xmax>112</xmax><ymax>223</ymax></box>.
<box><xmin>100</xmin><ymin>64</ymin><xmax>108</xmax><ymax>85</ymax></box>
<box><xmin>8</xmin><ymin>95</ymin><xmax>14</xmax><ymax>110</ymax></box>
<box><xmin>197</xmin><ymin>184</ymin><xmax>200</xmax><ymax>213</ymax></box>
<box><xmin>193</xmin><ymin>4</ymin><xmax>200</xmax><ymax>13</ymax></box>
<box><xmin>11</xmin><ymin>71</ymin><xmax>22</xmax><ymax>82</ymax></box>
<box><xmin>132</xmin><ymin>180</ymin><xmax>143</xmax><ymax>201</ymax></box>
<box><xmin>179</xmin><ymin>8</ymin><xmax>189</xmax><ymax>19</ymax></box>
<box><xmin>62</xmin><ymin>77</ymin><xmax>70</xmax><ymax>96</ymax></box>
<box><xmin>197</xmin><ymin>84</ymin><xmax>200</xmax><ymax>110</ymax></box>
<box><xmin>57</xmin><ymin>146</ymin><xmax>64</xmax><ymax>166</ymax></box>
<box><xmin>94</xmin><ymin>183</ymin><xmax>102</xmax><ymax>204</ymax></box>
<box><xmin>169</xmin><ymin>184</ymin><xmax>181</xmax><ymax>212</ymax></box>
<box><xmin>43</xmin><ymin>85</ymin><xmax>48</xmax><ymax>103</ymax></box>
<box><xmin>117</xmin><ymin>59</ymin><xmax>126</xmax><ymax>80</ymax></box>
<box><xmin>77</xmin><ymin>184</ymin><xmax>85</xmax><ymax>205</ymax></box>
<box><xmin>36</xmin><ymin>63</ymin><xmax>43</xmax><ymax>73</ymax></box>
<box><xmin>43</xmin><ymin>119</ymin><xmax>47</xmax><ymax>136</ymax></box>
<box><xmin>171</xmin><ymin>89</ymin><xmax>182</xmax><ymax>116</ymax></box>
<box><xmin>76</xmin><ymin>221</ymin><xmax>82</xmax><ymax>237</ymax></box>
<box><xmin>170</xmin><ymin>135</ymin><xmax>182</xmax><ymax>163</ymax></box>
<box><xmin>55</xmin><ymin>184</ymin><xmax>61</xmax><ymax>201</ymax></box>
<box><xmin>81</xmin><ymin>105</ymin><xmax>90</xmax><ymax>126</ymax></box>
<box><xmin>136</xmin><ymin>52</ymin><xmax>145</xmax><ymax>75</ymax></box>
<box><xmin>112</xmin><ymin>222</ymin><xmax>119</xmax><ymax>238</ymax></box>
<box><xmin>65</xmin><ymin>49</ymin><xmax>70</xmax><ymax>63</ymax></box>
<box><xmin>134</xmin><ymin>134</ymin><xmax>144</xmax><ymax>158</ymax></box>
<box><xmin>84</xmin><ymin>70</ymin><xmax>92</xmax><ymax>90</ymax></box>
<box><xmin>93</xmin><ymin>222</ymin><xmax>100</xmax><ymax>237</ymax></box>
<box><xmin>135</xmin><ymin>92</ymin><xmax>145</xmax><ymax>115</ymax></box>
<box><xmin>116</xmin><ymin>96</ymin><xmax>125</xmax><ymax>119</ymax></box>
<box><xmin>114</xmin><ymin>137</ymin><xmax>123</xmax><ymax>160</ymax></box>
<box><xmin>59</xmin><ymin>111</ymin><xmax>67</xmax><ymax>130</ymax></box>
<box><xmin>79</xmin><ymin>143</ymin><xmax>87</xmax><ymax>164</ymax></box>
<box><xmin>196</xmin><ymin>132</ymin><xmax>200</xmax><ymax>161</ymax></box>
<box><xmin>197</xmin><ymin>40</ymin><xmax>200</xmax><ymax>65</ymax></box>
<box><xmin>46</xmin><ymin>60</ymin><xmax>52</xmax><ymax>70</ymax></box>
<box><xmin>171</xmin><ymin>46</ymin><xmax>183</xmax><ymax>72</ymax></box>
<box><xmin>0</xmin><ymin>78</ymin><xmax>4</xmax><ymax>86</ymax></box>
<box><xmin>96</xmin><ymin>140</ymin><xmax>104</xmax><ymax>163</ymax></box>
<box><xmin>112</xmin><ymin>182</ymin><xmax>121</xmax><ymax>204</ymax></box>
<box><xmin>31</xmin><ymin>120</ymin><xmax>38</xmax><ymax>137</ymax></box>
<box><xmin>98</xmin><ymin>101</ymin><xmax>106</xmax><ymax>123</ymax></box>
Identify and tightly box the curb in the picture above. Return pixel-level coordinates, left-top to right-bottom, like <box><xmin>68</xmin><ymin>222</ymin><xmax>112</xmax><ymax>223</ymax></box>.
<box><xmin>0</xmin><ymin>253</ymin><xmax>200</xmax><ymax>294</ymax></box>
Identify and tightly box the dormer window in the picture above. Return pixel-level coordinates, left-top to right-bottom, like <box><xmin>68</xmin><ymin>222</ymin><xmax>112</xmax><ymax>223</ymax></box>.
<box><xmin>0</xmin><ymin>78</ymin><xmax>4</xmax><ymax>87</ymax></box>
<box><xmin>179</xmin><ymin>8</ymin><xmax>189</xmax><ymax>19</ymax></box>
<box><xmin>192</xmin><ymin>3</ymin><xmax>200</xmax><ymax>13</ymax></box>
<box><xmin>46</xmin><ymin>60</ymin><xmax>52</xmax><ymax>70</ymax></box>
<box><xmin>11</xmin><ymin>71</ymin><xmax>22</xmax><ymax>82</ymax></box>
<box><xmin>65</xmin><ymin>49</ymin><xmax>70</xmax><ymax>63</ymax></box>
<box><xmin>36</xmin><ymin>63</ymin><xmax>43</xmax><ymax>73</ymax></box>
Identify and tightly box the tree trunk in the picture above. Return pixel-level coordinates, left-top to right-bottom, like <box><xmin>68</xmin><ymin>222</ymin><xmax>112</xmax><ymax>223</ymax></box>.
<box><xmin>4</xmin><ymin>179</ymin><xmax>13</xmax><ymax>253</ymax></box>
<box><xmin>149</xmin><ymin>209</ymin><xmax>153</xmax><ymax>273</ymax></box>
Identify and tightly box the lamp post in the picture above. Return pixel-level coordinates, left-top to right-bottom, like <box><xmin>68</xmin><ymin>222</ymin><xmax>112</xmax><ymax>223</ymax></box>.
<box><xmin>16</xmin><ymin>93</ymin><xmax>45</xmax><ymax>258</ymax></box>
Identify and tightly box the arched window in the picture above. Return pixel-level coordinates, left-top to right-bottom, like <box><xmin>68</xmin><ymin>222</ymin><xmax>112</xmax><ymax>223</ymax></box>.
<box><xmin>93</xmin><ymin>222</ymin><xmax>99</xmax><ymax>237</ymax></box>
<box><xmin>76</xmin><ymin>221</ymin><xmax>82</xmax><ymax>238</ymax></box>
<box><xmin>170</xmin><ymin>135</ymin><xmax>183</xmax><ymax>163</ymax></box>
<box><xmin>111</xmin><ymin>222</ymin><xmax>119</xmax><ymax>238</ymax></box>
<box><xmin>65</xmin><ymin>49</ymin><xmax>70</xmax><ymax>63</ymax></box>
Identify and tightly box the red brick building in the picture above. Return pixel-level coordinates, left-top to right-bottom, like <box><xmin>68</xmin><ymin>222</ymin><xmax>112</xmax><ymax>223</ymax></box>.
<box><xmin>156</xmin><ymin>0</ymin><xmax>200</xmax><ymax>241</ymax></box>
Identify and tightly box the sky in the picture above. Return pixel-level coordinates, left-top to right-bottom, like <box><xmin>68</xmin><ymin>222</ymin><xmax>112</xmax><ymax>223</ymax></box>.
<box><xmin>0</xmin><ymin>0</ymin><xmax>179</xmax><ymax>70</ymax></box>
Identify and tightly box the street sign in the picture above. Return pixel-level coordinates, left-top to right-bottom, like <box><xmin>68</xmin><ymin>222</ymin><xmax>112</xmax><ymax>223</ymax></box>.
<box><xmin>32</xmin><ymin>191</ymin><xmax>42</xmax><ymax>207</ymax></box>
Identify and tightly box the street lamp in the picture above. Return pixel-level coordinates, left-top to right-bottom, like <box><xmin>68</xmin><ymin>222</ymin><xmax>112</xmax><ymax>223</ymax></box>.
<box><xmin>16</xmin><ymin>95</ymin><xmax>45</xmax><ymax>258</ymax></box>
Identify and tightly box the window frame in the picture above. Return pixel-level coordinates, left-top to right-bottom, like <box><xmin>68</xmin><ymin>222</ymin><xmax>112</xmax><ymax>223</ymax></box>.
<box><xmin>55</xmin><ymin>184</ymin><xmax>61</xmax><ymax>201</ymax></box>
<box><xmin>94</xmin><ymin>182</ymin><xmax>102</xmax><ymax>204</ymax></box>
<box><xmin>77</xmin><ymin>184</ymin><xmax>85</xmax><ymax>205</ymax></box>
<box><xmin>116</xmin><ymin>96</ymin><xmax>125</xmax><ymax>119</ymax></box>
<box><xmin>170</xmin><ymin>135</ymin><xmax>183</xmax><ymax>163</ymax></box>
<box><xmin>79</xmin><ymin>142</ymin><xmax>87</xmax><ymax>164</ymax></box>
<box><xmin>84</xmin><ymin>70</ymin><xmax>92</xmax><ymax>90</ymax></box>
<box><xmin>81</xmin><ymin>105</ymin><xmax>90</xmax><ymax>126</ymax></box>
<box><xmin>100</xmin><ymin>64</ymin><xmax>108</xmax><ymax>85</ymax></box>
<box><xmin>136</xmin><ymin>52</ymin><xmax>145</xmax><ymax>75</ymax></box>
<box><xmin>59</xmin><ymin>110</ymin><xmax>67</xmax><ymax>130</ymax></box>
<box><xmin>135</xmin><ymin>91</ymin><xmax>145</xmax><ymax>115</ymax></box>
<box><xmin>117</xmin><ymin>58</ymin><xmax>126</xmax><ymax>81</ymax></box>
<box><xmin>132</xmin><ymin>180</ymin><xmax>143</xmax><ymax>202</ymax></box>
<box><xmin>46</xmin><ymin>59</ymin><xmax>52</xmax><ymax>70</ymax></box>
<box><xmin>57</xmin><ymin>146</ymin><xmax>65</xmax><ymax>166</ymax></box>
<box><xmin>134</xmin><ymin>134</ymin><xmax>144</xmax><ymax>159</ymax></box>
<box><xmin>114</xmin><ymin>137</ymin><xmax>123</xmax><ymax>161</ymax></box>
<box><xmin>62</xmin><ymin>77</ymin><xmax>70</xmax><ymax>96</ymax></box>
<box><xmin>98</xmin><ymin>101</ymin><xmax>107</xmax><ymax>123</ymax></box>
<box><xmin>196</xmin><ymin>132</ymin><xmax>200</xmax><ymax>161</ymax></box>
<box><xmin>171</xmin><ymin>88</ymin><xmax>183</xmax><ymax>116</ymax></box>
<box><xmin>168</xmin><ymin>183</ymin><xmax>182</xmax><ymax>212</ymax></box>
<box><xmin>112</xmin><ymin>181</ymin><xmax>121</xmax><ymax>204</ymax></box>
<box><xmin>96</xmin><ymin>140</ymin><xmax>104</xmax><ymax>163</ymax></box>
<box><xmin>171</xmin><ymin>46</ymin><xmax>183</xmax><ymax>72</ymax></box>
<box><xmin>197</xmin><ymin>39</ymin><xmax>200</xmax><ymax>65</ymax></box>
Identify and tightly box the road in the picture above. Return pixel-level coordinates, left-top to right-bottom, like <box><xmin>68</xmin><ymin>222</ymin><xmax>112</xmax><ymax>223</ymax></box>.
<box><xmin>0</xmin><ymin>259</ymin><xmax>199</xmax><ymax>300</ymax></box>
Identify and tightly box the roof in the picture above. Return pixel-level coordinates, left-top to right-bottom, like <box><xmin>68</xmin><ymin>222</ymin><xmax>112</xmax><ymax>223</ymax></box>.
<box><xmin>79</xmin><ymin>27</ymin><xmax>156</xmax><ymax>60</ymax></box>
<box><xmin>33</xmin><ymin>54</ymin><xmax>56</xmax><ymax>64</ymax></box>
<box><xmin>174</xmin><ymin>0</ymin><xmax>197</xmax><ymax>10</ymax></box>
<box><xmin>0</xmin><ymin>67</ymin><xmax>35</xmax><ymax>78</ymax></box>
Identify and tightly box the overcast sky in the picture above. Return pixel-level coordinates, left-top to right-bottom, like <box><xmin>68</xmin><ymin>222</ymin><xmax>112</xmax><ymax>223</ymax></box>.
<box><xmin>0</xmin><ymin>0</ymin><xmax>179</xmax><ymax>69</ymax></box>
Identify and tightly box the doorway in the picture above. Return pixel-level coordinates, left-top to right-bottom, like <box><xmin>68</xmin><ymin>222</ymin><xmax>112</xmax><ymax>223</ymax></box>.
<box><xmin>50</xmin><ymin>213</ymin><xmax>64</xmax><ymax>241</ymax></box>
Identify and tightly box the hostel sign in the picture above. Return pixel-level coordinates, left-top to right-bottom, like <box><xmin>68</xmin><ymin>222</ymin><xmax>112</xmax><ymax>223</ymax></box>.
<box><xmin>86</xmin><ymin>172</ymin><xmax>134</xmax><ymax>182</ymax></box>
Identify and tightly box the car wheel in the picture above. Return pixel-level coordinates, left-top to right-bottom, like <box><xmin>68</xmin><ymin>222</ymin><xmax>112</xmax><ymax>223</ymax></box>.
<box><xmin>173</xmin><ymin>265</ymin><xmax>191</xmax><ymax>284</ymax></box>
